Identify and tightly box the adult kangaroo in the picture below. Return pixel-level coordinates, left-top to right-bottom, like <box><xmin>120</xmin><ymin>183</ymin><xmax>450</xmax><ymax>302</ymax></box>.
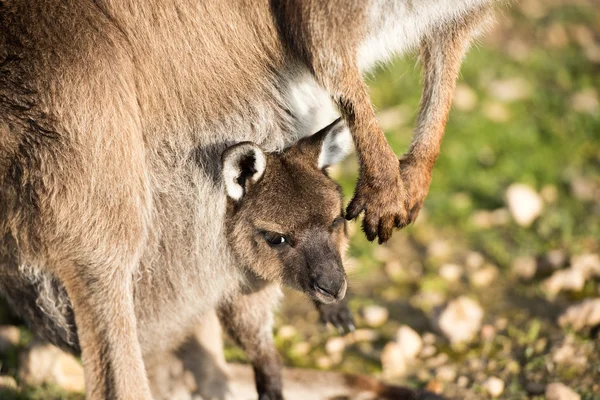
<box><xmin>0</xmin><ymin>1</ymin><xmax>495</xmax><ymax>399</ymax></box>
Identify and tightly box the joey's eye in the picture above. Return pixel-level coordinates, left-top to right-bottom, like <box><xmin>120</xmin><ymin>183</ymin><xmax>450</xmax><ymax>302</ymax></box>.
<box><xmin>331</xmin><ymin>216</ymin><xmax>345</xmax><ymax>229</ymax></box>
<box><xmin>264</xmin><ymin>232</ymin><xmax>287</xmax><ymax>246</ymax></box>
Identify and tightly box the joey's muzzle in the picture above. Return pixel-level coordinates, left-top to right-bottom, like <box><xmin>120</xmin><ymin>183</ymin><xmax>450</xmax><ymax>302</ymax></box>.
<box><xmin>309</xmin><ymin>264</ymin><xmax>347</xmax><ymax>304</ymax></box>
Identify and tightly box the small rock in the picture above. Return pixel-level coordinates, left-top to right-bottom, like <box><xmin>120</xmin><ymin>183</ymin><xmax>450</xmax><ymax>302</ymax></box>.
<box><xmin>362</xmin><ymin>305</ymin><xmax>389</xmax><ymax>328</ymax></box>
<box><xmin>381</xmin><ymin>342</ymin><xmax>407</xmax><ymax>377</ymax></box>
<box><xmin>547</xmin><ymin>249</ymin><xmax>568</xmax><ymax>269</ymax></box>
<box><xmin>544</xmin><ymin>268</ymin><xmax>585</xmax><ymax>296</ymax></box>
<box><xmin>377</xmin><ymin>105</ymin><xmax>411</xmax><ymax>130</ymax></box>
<box><xmin>395</xmin><ymin>325</ymin><xmax>423</xmax><ymax>360</ymax></box>
<box><xmin>471</xmin><ymin>210</ymin><xmax>493</xmax><ymax>229</ymax></box>
<box><xmin>277</xmin><ymin>325</ymin><xmax>297</xmax><ymax>340</ymax></box>
<box><xmin>457</xmin><ymin>375</ymin><xmax>469</xmax><ymax>388</ymax></box>
<box><xmin>465</xmin><ymin>251</ymin><xmax>485</xmax><ymax>271</ymax></box>
<box><xmin>511</xmin><ymin>256</ymin><xmax>537</xmax><ymax>280</ymax></box>
<box><xmin>0</xmin><ymin>375</ymin><xmax>18</xmax><ymax>390</ymax></box>
<box><xmin>435</xmin><ymin>296</ymin><xmax>483</xmax><ymax>345</ymax></box>
<box><xmin>290</xmin><ymin>342</ymin><xmax>311</xmax><ymax>357</ymax></box>
<box><xmin>571</xmin><ymin>253</ymin><xmax>600</xmax><ymax>278</ymax></box>
<box><xmin>316</xmin><ymin>356</ymin><xmax>333</xmax><ymax>370</ymax></box>
<box><xmin>483</xmin><ymin>377</ymin><xmax>505</xmax><ymax>398</ymax></box>
<box><xmin>570</xmin><ymin>88</ymin><xmax>599</xmax><ymax>115</ymax></box>
<box><xmin>487</xmin><ymin>78</ymin><xmax>531</xmax><ymax>103</ymax></box>
<box><xmin>570</xmin><ymin>176</ymin><xmax>599</xmax><ymax>201</ymax></box>
<box><xmin>490</xmin><ymin>208</ymin><xmax>510</xmax><ymax>226</ymax></box>
<box><xmin>325</xmin><ymin>337</ymin><xmax>346</xmax><ymax>356</ymax></box>
<box><xmin>559</xmin><ymin>298</ymin><xmax>600</xmax><ymax>331</ymax></box>
<box><xmin>470</xmin><ymin>264</ymin><xmax>498</xmax><ymax>288</ymax></box>
<box><xmin>0</xmin><ymin>326</ymin><xmax>20</xmax><ymax>353</ymax></box>
<box><xmin>19</xmin><ymin>342</ymin><xmax>85</xmax><ymax>393</ymax></box>
<box><xmin>540</xmin><ymin>185</ymin><xmax>559</xmax><ymax>203</ymax></box>
<box><xmin>435</xmin><ymin>365</ymin><xmax>457</xmax><ymax>382</ymax></box>
<box><xmin>483</xmin><ymin>101</ymin><xmax>511</xmax><ymax>122</ymax></box>
<box><xmin>422</xmin><ymin>332</ymin><xmax>437</xmax><ymax>345</ymax></box>
<box><xmin>419</xmin><ymin>345</ymin><xmax>436</xmax><ymax>358</ymax></box>
<box><xmin>427</xmin><ymin>240</ymin><xmax>453</xmax><ymax>262</ymax></box>
<box><xmin>454</xmin><ymin>84</ymin><xmax>478</xmax><ymax>111</ymax></box>
<box><xmin>551</xmin><ymin>338</ymin><xmax>587</xmax><ymax>368</ymax></box>
<box><xmin>546</xmin><ymin>383</ymin><xmax>580</xmax><ymax>400</ymax></box>
<box><xmin>481</xmin><ymin>324</ymin><xmax>496</xmax><ymax>341</ymax></box>
<box><xmin>348</xmin><ymin>329</ymin><xmax>379</xmax><ymax>343</ymax></box>
<box><xmin>506</xmin><ymin>183</ymin><xmax>543</xmax><ymax>227</ymax></box>
<box><xmin>425</xmin><ymin>353</ymin><xmax>449</xmax><ymax>369</ymax></box>
<box><xmin>439</xmin><ymin>264</ymin><xmax>463</xmax><ymax>283</ymax></box>
<box><xmin>416</xmin><ymin>369</ymin><xmax>433</xmax><ymax>382</ymax></box>
<box><xmin>494</xmin><ymin>318</ymin><xmax>508</xmax><ymax>331</ymax></box>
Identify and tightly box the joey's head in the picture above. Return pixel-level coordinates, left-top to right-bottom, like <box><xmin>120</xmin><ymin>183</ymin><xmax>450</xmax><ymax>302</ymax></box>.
<box><xmin>222</xmin><ymin>119</ymin><xmax>352</xmax><ymax>304</ymax></box>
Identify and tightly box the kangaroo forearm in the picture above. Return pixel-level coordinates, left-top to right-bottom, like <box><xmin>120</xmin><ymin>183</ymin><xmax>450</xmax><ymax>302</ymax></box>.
<box><xmin>407</xmin><ymin>4</ymin><xmax>493</xmax><ymax>167</ymax></box>
<box><xmin>337</xmin><ymin>75</ymin><xmax>398</xmax><ymax>177</ymax></box>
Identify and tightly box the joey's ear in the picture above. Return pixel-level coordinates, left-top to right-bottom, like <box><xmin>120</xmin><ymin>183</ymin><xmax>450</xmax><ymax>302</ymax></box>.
<box><xmin>314</xmin><ymin>118</ymin><xmax>353</xmax><ymax>169</ymax></box>
<box><xmin>221</xmin><ymin>142</ymin><xmax>266</xmax><ymax>201</ymax></box>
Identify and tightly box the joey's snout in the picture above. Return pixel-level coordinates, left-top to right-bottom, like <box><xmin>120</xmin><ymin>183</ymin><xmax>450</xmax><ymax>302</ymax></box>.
<box><xmin>303</xmin><ymin>241</ymin><xmax>347</xmax><ymax>304</ymax></box>
<box><xmin>312</xmin><ymin>271</ymin><xmax>347</xmax><ymax>304</ymax></box>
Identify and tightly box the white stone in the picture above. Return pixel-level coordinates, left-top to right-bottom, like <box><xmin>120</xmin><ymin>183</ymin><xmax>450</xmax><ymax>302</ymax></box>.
<box><xmin>465</xmin><ymin>252</ymin><xmax>485</xmax><ymax>271</ymax></box>
<box><xmin>427</xmin><ymin>240</ymin><xmax>453</xmax><ymax>262</ymax></box>
<box><xmin>435</xmin><ymin>296</ymin><xmax>483</xmax><ymax>345</ymax></box>
<box><xmin>483</xmin><ymin>377</ymin><xmax>505</xmax><ymax>398</ymax></box>
<box><xmin>544</xmin><ymin>268</ymin><xmax>586</xmax><ymax>296</ymax></box>
<box><xmin>419</xmin><ymin>345</ymin><xmax>436</xmax><ymax>358</ymax></box>
<box><xmin>325</xmin><ymin>337</ymin><xmax>346</xmax><ymax>355</ymax></box>
<box><xmin>0</xmin><ymin>375</ymin><xmax>18</xmax><ymax>390</ymax></box>
<box><xmin>277</xmin><ymin>325</ymin><xmax>297</xmax><ymax>340</ymax></box>
<box><xmin>546</xmin><ymin>383</ymin><xmax>581</xmax><ymax>400</ymax></box>
<box><xmin>435</xmin><ymin>365</ymin><xmax>457</xmax><ymax>382</ymax></box>
<box><xmin>0</xmin><ymin>325</ymin><xmax>20</xmax><ymax>353</ymax></box>
<box><xmin>487</xmin><ymin>78</ymin><xmax>532</xmax><ymax>103</ymax></box>
<box><xmin>570</xmin><ymin>253</ymin><xmax>600</xmax><ymax>279</ymax></box>
<box><xmin>551</xmin><ymin>337</ymin><xmax>587</xmax><ymax>368</ymax></box>
<box><xmin>19</xmin><ymin>342</ymin><xmax>85</xmax><ymax>393</ymax></box>
<box><xmin>453</xmin><ymin>84</ymin><xmax>478</xmax><ymax>111</ymax></box>
<box><xmin>470</xmin><ymin>265</ymin><xmax>498</xmax><ymax>288</ymax></box>
<box><xmin>570</xmin><ymin>88</ymin><xmax>599</xmax><ymax>115</ymax></box>
<box><xmin>395</xmin><ymin>325</ymin><xmax>423</xmax><ymax>360</ymax></box>
<box><xmin>511</xmin><ymin>256</ymin><xmax>537</xmax><ymax>280</ymax></box>
<box><xmin>439</xmin><ymin>264</ymin><xmax>463</xmax><ymax>283</ymax></box>
<box><xmin>506</xmin><ymin>183</ymin><xmax>543</xmax><ymax>227</ymax></box>
<box><xmin>347</xmin><ymin>329</ymin><xmax>379</xmax><ymax>343</ymax></box>
<box><xmin>457</xmin><ymin>375</ymin><xmax>469</xmax><ymax>388</ymax></box>
<box><xmin>483</xmin><ymin>101</ymin><xmax>511</xmax><ymax>122</ymax></box>
<box><xmin>558</xmin><ymin>298</ymin><xmax>600</xmax><ymax>331</ymax></box>
<box><xmin>362</xmin><ymin>305</ymin><xmax>389</xmax><ymax>328</ymax></box>
<box><xmin>381</xmin><ymin>342</ymin><xmax>407</xmax><ymax>377</ymax></box>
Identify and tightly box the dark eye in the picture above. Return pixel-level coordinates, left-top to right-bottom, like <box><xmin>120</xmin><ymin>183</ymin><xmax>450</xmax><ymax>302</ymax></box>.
<box><xmin>264</xmin><ymin>232</ymin><xmax>287</xmax><ymax>246</ymax></box>
<box><xmin>331</xmin><ymin>216</ymin><xmax>345</xmax><ymax>229</ymax></box>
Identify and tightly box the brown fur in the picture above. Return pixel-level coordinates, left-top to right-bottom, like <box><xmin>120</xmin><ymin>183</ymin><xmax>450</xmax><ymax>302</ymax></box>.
<box><xmin>0</xmin><ymin>1</ymin><xmax>496</xmax><ymax>398</ymax></box>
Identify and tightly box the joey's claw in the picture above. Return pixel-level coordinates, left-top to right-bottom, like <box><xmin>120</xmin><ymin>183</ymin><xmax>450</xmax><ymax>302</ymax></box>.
<box><xmin>315</xmin><ymin>299</ymin><xmax>355</xmax><ymax>335</ymax></box>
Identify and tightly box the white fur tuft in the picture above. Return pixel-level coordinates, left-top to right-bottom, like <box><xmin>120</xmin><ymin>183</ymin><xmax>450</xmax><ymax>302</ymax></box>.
<box><xmin>318</xmin><ymin>123</ymin><xmax>353</xmax><ymax>169</ymax></box>
<box><xmin>222</xmin><ymin>143</ymin><xmax>266</xmax><ymax>201</ymax></box>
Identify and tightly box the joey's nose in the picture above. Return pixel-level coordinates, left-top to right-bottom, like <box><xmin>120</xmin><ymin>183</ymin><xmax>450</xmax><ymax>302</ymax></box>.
<box><xmin>312</xmin><ymin>274</ymin><xmax>347</xmax><ymax>303</ymax></box>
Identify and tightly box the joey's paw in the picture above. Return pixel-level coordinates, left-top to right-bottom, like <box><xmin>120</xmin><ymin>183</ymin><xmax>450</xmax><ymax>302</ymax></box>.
<box><xmin>346</xmin><ymin>156</ymin><xmax>432</xmax><ymax>243</ymax></box>
<box><xmin>258</xmin><ymin>391</ymin><xmax>284</xmax><ymax>400</ymax></box>
<box><xmin>316</xmin><ymin>300</ymin><xmax>355</xmax><ymax>335</ymax></box>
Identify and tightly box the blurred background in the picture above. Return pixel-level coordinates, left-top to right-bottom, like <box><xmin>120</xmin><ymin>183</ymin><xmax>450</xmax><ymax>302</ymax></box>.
<box><xmin>1</xmin><ymin>0</ymin><xmax>599</xmax><ymax>399</ymax></box>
